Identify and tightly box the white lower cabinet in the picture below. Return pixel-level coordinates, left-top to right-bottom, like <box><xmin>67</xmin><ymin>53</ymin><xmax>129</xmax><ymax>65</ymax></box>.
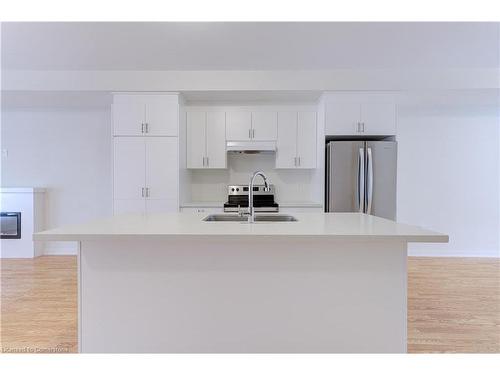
<box><xmin>113</xmin><ymin>137</ymin><xmax>179</xmax><ymax>215</ymax></box>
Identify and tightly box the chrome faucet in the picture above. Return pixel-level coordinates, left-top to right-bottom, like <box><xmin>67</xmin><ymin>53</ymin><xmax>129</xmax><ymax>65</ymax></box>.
<box><xmin>248</xmin><ymin>171</ymin><xmax>270</xmax><ymax>223</ymax></box>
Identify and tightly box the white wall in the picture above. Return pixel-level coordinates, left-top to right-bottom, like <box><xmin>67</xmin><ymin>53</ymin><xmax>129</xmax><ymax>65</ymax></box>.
<box><xmin>397</xmin><ymin>110</ymin><xmax>500</xmax><ymax>257</ymax></box>
<box><xmin>1</xmin><ymin>109</ymin><xmax>112</xmax><ymax>254</ymax></box>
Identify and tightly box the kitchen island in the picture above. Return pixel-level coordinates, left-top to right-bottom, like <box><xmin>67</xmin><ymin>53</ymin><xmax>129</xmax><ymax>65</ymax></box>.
<box><xmin>34</xmin><ymin>212</ymin><xmax>447</xmax><ymax>353</ymax></box>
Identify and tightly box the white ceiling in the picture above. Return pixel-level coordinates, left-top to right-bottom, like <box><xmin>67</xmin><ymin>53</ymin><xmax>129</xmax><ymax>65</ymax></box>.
<box><xmin>1</xmin><ymin>22</ymin><xmax>499</xmax><ymax>71</ymax></box>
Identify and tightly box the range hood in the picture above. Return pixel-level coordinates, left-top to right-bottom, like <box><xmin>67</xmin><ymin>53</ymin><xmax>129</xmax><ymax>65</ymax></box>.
<box><xmin>226</xmin><ymin>141</ymin><xmax>276</xmax><ymax>153</ymax></box>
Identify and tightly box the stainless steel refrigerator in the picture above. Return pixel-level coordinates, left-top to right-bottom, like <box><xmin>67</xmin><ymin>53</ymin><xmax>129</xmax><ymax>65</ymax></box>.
<box><xmin>326</xmin><ymin>140</ymin><xmax>397</xmax><ymax>220</ymax></box>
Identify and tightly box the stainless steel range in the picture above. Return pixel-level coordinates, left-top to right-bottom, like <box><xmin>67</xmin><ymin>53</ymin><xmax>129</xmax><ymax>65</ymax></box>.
<box><xmin>223</xmin><ymin>184</ymin><xmax>279</xmax><ymax>213</ymax></box>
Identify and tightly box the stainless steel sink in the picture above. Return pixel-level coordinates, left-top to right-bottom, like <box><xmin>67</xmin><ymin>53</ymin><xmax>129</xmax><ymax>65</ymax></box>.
<box><xmin>203</xmin><ymin>214</ymin><xmax>298</xmax><ymax>222</ymax></box>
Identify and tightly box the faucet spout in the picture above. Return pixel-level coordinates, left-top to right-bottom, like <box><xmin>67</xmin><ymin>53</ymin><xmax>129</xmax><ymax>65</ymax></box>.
<box><xmin>248</xmin><ymin>171</ymin><xmax>269</xmax><ymax>223</ymax></box>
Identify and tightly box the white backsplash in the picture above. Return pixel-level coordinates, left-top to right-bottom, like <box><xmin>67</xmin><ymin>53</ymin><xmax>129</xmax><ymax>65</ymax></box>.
<box><xmin>189</xmin><ymin>153</ymin><xmax>320</xmax><ymax>203</ymax></box>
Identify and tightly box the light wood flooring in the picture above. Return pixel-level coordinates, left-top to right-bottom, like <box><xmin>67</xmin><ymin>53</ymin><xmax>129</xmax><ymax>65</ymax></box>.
<box><xmin>1</xmin><ymin>256</ymin><xmax>499</xmax><ymax>353</ymax></box>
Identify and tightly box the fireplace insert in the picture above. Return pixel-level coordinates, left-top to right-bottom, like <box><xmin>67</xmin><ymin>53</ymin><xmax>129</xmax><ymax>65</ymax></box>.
<box><xmin>1</xmin><ymin>212</ymin><xmax>21</xmax><ymax>239</ymax></box>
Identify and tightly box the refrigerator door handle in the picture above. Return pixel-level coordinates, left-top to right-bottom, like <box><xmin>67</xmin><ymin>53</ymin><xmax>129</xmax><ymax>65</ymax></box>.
<box><xmin>366</xmin><ymin>147</ymin><xmax>373</xmax><ymax>215</ymax></box>
<box><xmin>357</xmin><ymin>147</ymin><xmax>365</xmax><ymax>213</ymax></box>
<box><xmin>326</xmin><ymin>143</ymin><xmax>331</xmax><ymax>211</ymax></box>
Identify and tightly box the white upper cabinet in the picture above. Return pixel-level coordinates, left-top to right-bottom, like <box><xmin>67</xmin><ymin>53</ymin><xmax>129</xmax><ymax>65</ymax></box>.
<box><xmin>113</xmin><ymin>93</ymin><xmax>179</xmax><ymax>136</ymax></box>
<box><xmin>186</xmin><ymin>112</ymin><xmax>206</xmax><ymax>169</ymax></box>
<box><xmin>276</xmin><ymin>112</ymin><xmax>298</xmax><ymax>169</ymax></box>
<box><xmin>325</xmin><ymin>93</ymin><xmax>396</xmax><ymax>136</ymax></box>
<box><xmin>360</xmin><ymin>102</ymin><xmax>396</xmax><ymax>136</ymax></box>
<box><xmin>296</xmin><ymin>111</ymin><xmax>317</xmax><ymax>169</ymax></box>
<box><xmin>145</xmin><ymin>95</ymin><xmax>179</xmax><ymax>136</ymax></box>
<box><xmin>206</xmin><ymin>112</ymin><xmax>227</xmax><ymax>168</ymax></box>
<box><xmin>226</xmin><ymin>111</ymin><xmax>277</xmax><ymax>141</ymax></box>
<box><xmin>325</xmin><ymin>101</ymin><xmax>360</xmax><ymax>135</ymax></box>
<box><xmin>187</xmin><ymin>111</ymin><xmax>226</xmax><ymax>169</ymax></box>
<box><xmin>113</xmin><ymin>95</ymin><xmax>146</xmax><ymax>136</ymax></box>
<box><xmin>251</xmin><ymin>112</ymin><xmax>277</xmax><ymax>141</ymax></box>
<box><xmin>226</xmin><ymin>111</ymin><xmax>252</xmax><ymax>141</ymax></box>
<box><xmin>276</xmin><ymin>111</ymin><xmax>317</xmax><ymax>169</ymax></box>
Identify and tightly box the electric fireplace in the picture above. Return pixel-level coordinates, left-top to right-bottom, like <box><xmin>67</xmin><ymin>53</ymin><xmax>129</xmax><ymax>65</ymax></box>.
<box><xmin>1</xmin><ymin>212</ymin><xmax>21</xmax><ymax>239</ymax></box>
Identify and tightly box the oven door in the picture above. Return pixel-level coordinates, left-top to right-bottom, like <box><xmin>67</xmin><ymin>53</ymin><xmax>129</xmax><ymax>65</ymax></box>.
<box><xmin>1</xmin><ymin>212</ymin><xmax>21</xmax><ymax>239</ymax></box>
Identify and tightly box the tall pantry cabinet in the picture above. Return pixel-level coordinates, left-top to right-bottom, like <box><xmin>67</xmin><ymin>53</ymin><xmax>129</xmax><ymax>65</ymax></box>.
<box><xmin>112</xmin><ymin>93</ymin><xmax>180</xmax><ymax>215</ymax></box>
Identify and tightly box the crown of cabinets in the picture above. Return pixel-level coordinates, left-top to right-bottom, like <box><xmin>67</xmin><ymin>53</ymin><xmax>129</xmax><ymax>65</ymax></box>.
<box><xmin>112</xmin><ymin>93</ymin><xmax>180</xmax><ymax>215</ymax></box>
<box><xmin>187</xmin><ymin>111</ymin><xmax>226</xmax><ymax>169</ymax></box>
<box><xmin>276</xmin><ymin>111</ymin><xmax>317</xmax><ymax>169</ymax></box>
<box><xmin>186</xmin><ymin>109</ymin><xmax>317</xmax><ymax>170</ymax></box>
<box><xmin>325</xmin><ymin>93</ymin><xmax>397</xmax><ymax>136</ymax></box>
<box><xmin>113</xmin><ymin>94</ymin><xmax>179</xmax><ymax>136</ymax></box>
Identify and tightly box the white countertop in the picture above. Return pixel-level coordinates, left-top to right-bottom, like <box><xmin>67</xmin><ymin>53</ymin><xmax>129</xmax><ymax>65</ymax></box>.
<box><xmin>34</xmin><ymin>212</ymin><xmax>448</xmax><ymax>243</ymax></box>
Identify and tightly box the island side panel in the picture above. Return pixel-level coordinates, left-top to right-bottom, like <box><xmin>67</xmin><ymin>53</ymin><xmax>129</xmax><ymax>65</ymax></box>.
<box><xmin>79</xmin><ymin>237</ymin><xmax>407</xmax><ymax>353</ymax></box>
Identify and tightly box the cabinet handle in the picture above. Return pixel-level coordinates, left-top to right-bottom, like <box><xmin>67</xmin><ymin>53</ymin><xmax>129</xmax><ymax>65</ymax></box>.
<box><xmin>298</xmin><ymin>156</ymin><xmax>301</xmax><ymax>166</ymax></box>
<box><xmin>252</xmin><ymin>129</ymin><xmax>255</xmax><ymax>138</ymax></box>
<box><xmin>206</xmin><ymin>157</ymin><xmax>209</xmax><ymax>167</ymax></box>
<box><xmin>202</xmin><ymin>156</ymin><xmax>205</xmax><ymax>167</ymax></box>
<box><xmin>294</xmin><ymin>157</ymin><xmax>297</xmax><ymax>167</ymax></box>
<box><xmin>362</xmin><ymin>122</ymin><xmax>365</xmax><ymax>132</ymax></box>
<box><xmin>141</xmin><ymin>123</ymin><xmax>145</xmax><ymax>134</ymax></box>
<box><xmin>145</xmin><ymin>123</ymin><xmax>149</xmax><ymax>133</ymax></box>
<box><xmin>141</xmin><ymin>187</ymin><xmax>145</xmax><ymax>197</ymax></box>
<box><xmin>248</xmin><ymin>129</ymin><xmax>252</xmax><ymax>139</ymax></box>
<box><xmin>145</xmin><ymin>187</ymin><xmax>150</xmax><ymax>198</ymax></box>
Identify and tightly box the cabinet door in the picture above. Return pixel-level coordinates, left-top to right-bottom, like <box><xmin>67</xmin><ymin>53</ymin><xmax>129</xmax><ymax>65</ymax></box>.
<box><xmin>276</xmin><ymin>112</ymin><xmax>297</xmax><ymax>169</ymax></box>
<box><xmin>113</xmin><ymin>94</ymin><xmax>145</xmax><ymax>136</ymax></box>
<box><xmin>296</xmin><ymin>111</ymin><xmax>317</xmax><ymax>169</ymax></box>
<box><xmin>145</xmin><ymin>137</ymin><xmax>178</xmax><ymax>206</ymax></box>
<box><xmin>206</xmin><ymin>112</ymin><xmax>227</xmax><ymax>168</ymax></box>
<box><xmin>145</xmin><ymin>95</ymin><xmax>179</xmax><ymax>136</ymax></box>
<box><xmin>226</xmin><ymin>111</ymin><xmax>251</xmax><ymax>141</ymax></box>
<box><xmin>360</xmin><ymin>102</ymin><xmax>396</xmax><ymax>135</ymax></box>
<box><xmin>325</xmin><ymin>101</ymin><xmax>360</xmax><ymax>135</ymax></box>
<box><xmin>186</xmin><ymin>112</ymin><xmax>206</xmax><ymax>169</ymax></box>
<box><xmin>113</xmin><ymin>137</ymin><xmax>145</xmax><ymax>200</ymax></box>
<box><xmin>251</xmin><ymin>111</ymin><xmax>277</xmax><ymax>141</ymax></box>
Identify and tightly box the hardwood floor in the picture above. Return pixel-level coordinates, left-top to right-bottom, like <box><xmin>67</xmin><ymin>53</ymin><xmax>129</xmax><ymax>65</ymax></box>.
<box><xmin>1</xmin><ymin>256</ymin><xmax>77</xmax><ymax>353</ymax></box>
<box><xmin>408</xmin><ymin>257</ymin><xmax>500</xmax><ymax>353</ymax></box>
<box><xmin>1</xmin><ymin>256</ymin><xmax>498</xmax><ymax>353</ymax></box>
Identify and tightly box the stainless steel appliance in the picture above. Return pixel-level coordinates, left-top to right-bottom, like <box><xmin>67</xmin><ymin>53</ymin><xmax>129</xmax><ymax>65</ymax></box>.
<box><xmin>223</xmin><ymin>184</ymin><xmax>279</xmax><ymax>213</ymax></box>
<box><xmin>326</xmin><ymin>140</ymin><xmax>397</xmax><ymax>220</ymax></box>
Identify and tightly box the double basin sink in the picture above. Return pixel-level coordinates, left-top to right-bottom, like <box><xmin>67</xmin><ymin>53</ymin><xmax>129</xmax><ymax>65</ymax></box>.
<box><xmin>203</xmin><ymin>214</ymin><xmax>298</xmax><ymax>222</ymax></box>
